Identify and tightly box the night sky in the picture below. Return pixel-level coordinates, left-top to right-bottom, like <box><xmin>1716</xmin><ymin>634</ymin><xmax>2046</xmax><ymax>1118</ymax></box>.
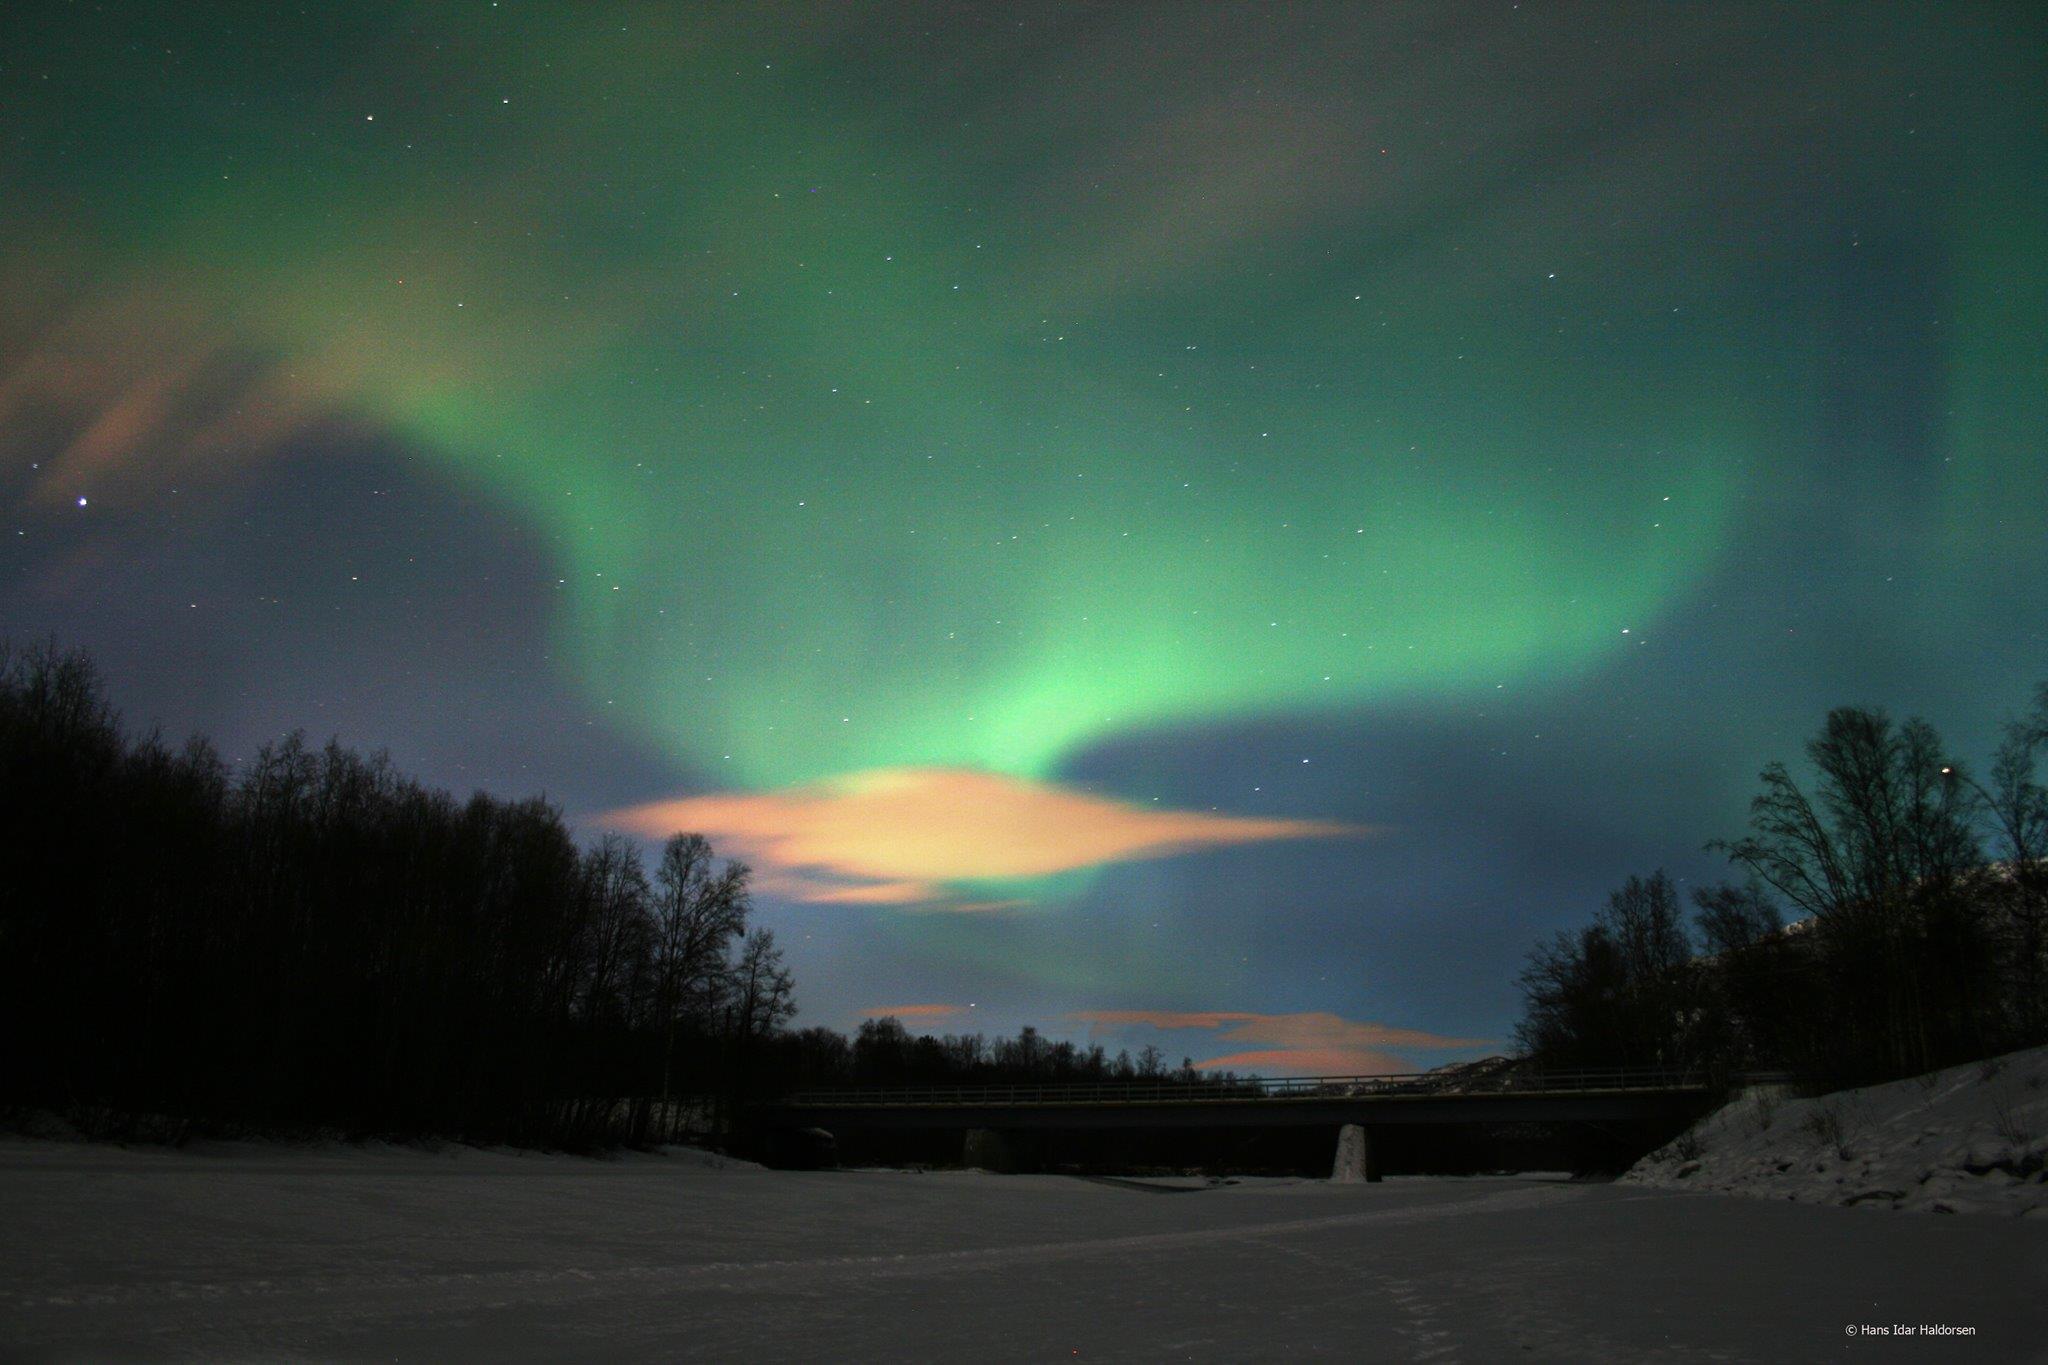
<box><xmin>4</xmin><ymin>3</ymin><xmax>2043</xmax><ymax>1074</ymax></box>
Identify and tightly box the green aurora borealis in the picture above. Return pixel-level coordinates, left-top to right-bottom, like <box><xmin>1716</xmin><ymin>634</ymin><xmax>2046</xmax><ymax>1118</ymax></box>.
<box><xmin>4</xmin><ymin>3</ymin><xmax>2045</xmax><ymax>1053</ymax></box>
<box><xmin>0</xmin><ymin>6</ymin><xmax>1904</xmax><ymax>782</ymax></box>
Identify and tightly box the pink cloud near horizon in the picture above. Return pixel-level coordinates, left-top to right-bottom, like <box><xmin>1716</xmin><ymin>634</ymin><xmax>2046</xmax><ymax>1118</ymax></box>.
<box><xmin>1069</xmin><ymin>1009</ymin><xmax>1494</xmax><ymax>1077</ymax></box>
<box><xmin>859</xmin><ymin>1004</ymin><xmax>966</xmax><ymax>1020</ymax></box>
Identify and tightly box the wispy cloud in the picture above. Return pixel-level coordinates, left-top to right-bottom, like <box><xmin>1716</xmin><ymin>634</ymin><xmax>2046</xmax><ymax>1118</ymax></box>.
<box><xmin>1069</xmin><ymin>1009</ymin><xmax>1492</xmax><ymax>1076</ymax></box>
<box><xmin>0</xmin><ymin>277</ymin><xmax>328</xmax><ymax>509</ymax></box>
<box><xmin>605</xmin><ymin>767</ymin><xmax>1363</xmax><ymax>910</ymax></box>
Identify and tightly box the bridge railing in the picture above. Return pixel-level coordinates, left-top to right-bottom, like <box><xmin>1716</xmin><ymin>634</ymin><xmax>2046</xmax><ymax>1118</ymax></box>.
<box><xmin>778</xmin><ymin>1066</ymin><xmax>1707</xmax><ymax>1108</ymax></box>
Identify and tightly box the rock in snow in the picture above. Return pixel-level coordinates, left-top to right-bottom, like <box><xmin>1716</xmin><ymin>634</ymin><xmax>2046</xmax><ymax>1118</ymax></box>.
<box><xmin>1622</xmin><ymin>1043</ymin><xmax>2048</xmax><ymax>1216</ymax></box>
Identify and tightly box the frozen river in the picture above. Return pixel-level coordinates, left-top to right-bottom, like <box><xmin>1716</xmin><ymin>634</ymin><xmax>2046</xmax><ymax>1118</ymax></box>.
<box><xmin>2</xmin><ymin>1140</ymin><xmax>2042</xmax><ymax>1362</ymax></box>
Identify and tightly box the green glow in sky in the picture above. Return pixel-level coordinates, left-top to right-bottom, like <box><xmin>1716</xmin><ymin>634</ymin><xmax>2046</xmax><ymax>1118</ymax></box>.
<box><xmin>7</xmin><ymin>5</ymin><xmax>2040</xmax><ymax>795</ymax></box>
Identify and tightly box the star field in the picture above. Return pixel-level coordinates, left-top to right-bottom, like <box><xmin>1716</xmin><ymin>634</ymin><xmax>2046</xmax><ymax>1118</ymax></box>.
<box><xmin>1</xmin><ymin>2</ymin><xmax>2042</xmax><ymax>1064</ymax></box>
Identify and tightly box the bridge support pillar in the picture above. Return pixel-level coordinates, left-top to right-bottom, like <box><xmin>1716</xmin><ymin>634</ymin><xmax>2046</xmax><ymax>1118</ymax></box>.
<box><xmin>964</xmin><ymin>1128</ymin><xmax>1020</xmax><ymax>1173</ymax></box>
<box><xmin>1332</xmin><ymin>1123</ymin><xmax>1381</xmax><ymax>1183</ymax></box>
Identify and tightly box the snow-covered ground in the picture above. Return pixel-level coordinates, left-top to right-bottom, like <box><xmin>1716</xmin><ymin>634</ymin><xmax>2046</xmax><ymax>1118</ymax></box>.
<box><xmin>3</xmin><ymin>1138</ymin><xmax>2043</xmax><ymax>1361</ymax></box>
<box><xmin>1624</xmin><ymin>1044</ymin><xmax>2048</xmax><ymax>1217</ymax></box>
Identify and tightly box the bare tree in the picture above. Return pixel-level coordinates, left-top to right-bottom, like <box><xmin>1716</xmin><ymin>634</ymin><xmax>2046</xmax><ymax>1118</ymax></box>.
<box><xmin>578</xmin><ymin>833</ymin><xmax>653</xmax><ymax>1027</ymax></box>
<box><xmin>1970</xmin><ymin>684</ymin><xmax>2048</xmax><ymax>1041</ymax></box>
<box><xmin>727</xmin><ymin>929</ymin><xmax>797</xmax><ymax>1041</ymax></box>
<box><xmin>650</xmin><ymin>834</ymin><xmax>751</xmax><ymax>1112</ymax></box>
<box><xmin>1712</xmin><ymin>706</ymin><xmax>1991</xmax><ymax>1080</ymax></box>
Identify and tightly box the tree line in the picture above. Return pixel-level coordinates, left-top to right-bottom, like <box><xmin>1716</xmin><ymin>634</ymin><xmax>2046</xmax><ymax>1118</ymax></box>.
<box><xmin>20</xmin><ymin>634</ymin><xmax>2037</xmax><ymax>1149</ymax></box>
<box><xmin>0</xmin><ymin>642</ymin><xmax>793</xmax><ymax>1147</ymax></box>
<box><xmin>759</xmin><ymin>1016</ymin><xmax>1231</xmax><ymax>1094</ymax></box>
<box><xmin>1518</xmin><ymin>682</ymin><xmax>2048</xmax><ymax>1090</ymax></box>
<box><xmin>0</xmin><ymin>641</ymin><xmax>1247</xmax><ymax>1150</ymax></box>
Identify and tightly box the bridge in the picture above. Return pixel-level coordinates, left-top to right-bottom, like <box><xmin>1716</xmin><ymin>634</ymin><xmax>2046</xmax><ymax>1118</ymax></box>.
<box><xmin>758</xmin><ymin>1067</ymin><xmax>1724</xmax><ymax>1179</ymax></box>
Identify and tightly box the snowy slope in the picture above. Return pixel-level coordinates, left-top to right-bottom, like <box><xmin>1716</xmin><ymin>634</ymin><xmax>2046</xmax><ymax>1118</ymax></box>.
<box><xmin>1622</xmin><ymin>1044</ymin><xmax>2048</xmax><ymax>1216</ymax></box>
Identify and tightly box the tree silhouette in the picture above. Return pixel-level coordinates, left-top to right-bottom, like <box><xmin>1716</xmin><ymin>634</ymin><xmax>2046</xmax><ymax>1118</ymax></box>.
<box><xmin>0</xmin><ymin>641</ymin><xmax>774</xmax><ymax>1148</ymax></box>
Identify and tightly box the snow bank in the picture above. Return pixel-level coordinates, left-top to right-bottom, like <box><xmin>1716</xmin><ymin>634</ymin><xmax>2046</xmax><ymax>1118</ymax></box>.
<box><xmin>1622</xmin><ymin>1044</ymin><xmax>2048</xmax><ymax>1216</ymax></box>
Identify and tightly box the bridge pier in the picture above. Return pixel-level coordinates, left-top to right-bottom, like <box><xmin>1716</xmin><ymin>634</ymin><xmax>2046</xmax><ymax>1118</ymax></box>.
<box><xmin>1331</xmin><ymin>1123</ymin><xmax>1382</xmax><ymax>1183</ymax></box>
<box><xmin>964</xmin><ymin>1127</ymin><xmax>1021</xmax><ymax>1173</ymax></box>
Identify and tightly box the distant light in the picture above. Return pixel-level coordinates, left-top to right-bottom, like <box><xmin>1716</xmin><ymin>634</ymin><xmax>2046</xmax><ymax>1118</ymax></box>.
<box><xmin>76</xmin><ymin>496</ymin><xmax>88</xmax><ymax>507</ymax></box>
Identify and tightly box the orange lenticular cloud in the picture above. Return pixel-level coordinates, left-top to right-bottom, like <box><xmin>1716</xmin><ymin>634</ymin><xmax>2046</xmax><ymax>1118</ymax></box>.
<box><xmin>859</xmin><ymin>1005</ymin><xmax>965</xmax><ymax>1020</ymax></box>
<box><xmin>604</xmin><ymin>767</ymin><xmax>1365</xmax><ymax>909</ymax></box>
